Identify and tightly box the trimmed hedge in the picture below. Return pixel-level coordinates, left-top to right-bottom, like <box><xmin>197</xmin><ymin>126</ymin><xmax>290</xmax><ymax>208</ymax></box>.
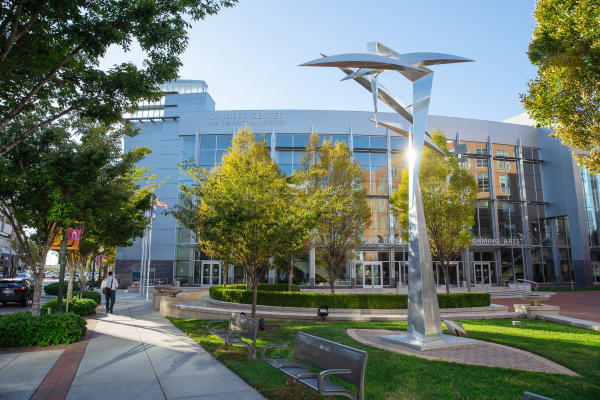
<box><xmin>44</xmin><ymin>281</ymin><xmax>81</xmax><ymax>295</ymax></box>
<box><xmin>226</xmin><ymin>283</ymin><xmax>299</xmax><ymax>292</ymax></box>
<box><xmin>209</xmin><ymin>286</ymin><xmax>490</xmax><ymax>309</ymax></box>
<box><xmin>41</xmin><ymin>298</ymin><xmax>97</xmax><ymax>316</ymax></box>
<box><xmin>80</xmin><ymin>291</ymin><xmax>101</xmax><ymax>305</ymax></box>
<box><xmin>0</xmin><ymin>311</ymin><xmax>86</xmax><ymax>347</ymax></box>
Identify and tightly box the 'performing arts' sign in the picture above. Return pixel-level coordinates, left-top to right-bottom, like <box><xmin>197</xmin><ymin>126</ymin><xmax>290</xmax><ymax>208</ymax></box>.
<box><xmin>471</xmin><ymin>237</ymin><xmax>522</xmax><ymax>246</ymax></box>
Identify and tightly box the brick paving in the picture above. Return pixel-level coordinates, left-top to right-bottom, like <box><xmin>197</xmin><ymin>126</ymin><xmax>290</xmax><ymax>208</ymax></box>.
<box><xmin>30</xmin><ymin>319</ymin><xmax>97</xmax><ymax>400</ymax></box>
<box><xmin>347</xmin><ymin>329</ymin><xmax>578</xmax><ymax>376</ymax></box>
<box><xmin>493</xmin><ymin>290</ymin><xmax>600</xmax><ymax>323</ymax></box>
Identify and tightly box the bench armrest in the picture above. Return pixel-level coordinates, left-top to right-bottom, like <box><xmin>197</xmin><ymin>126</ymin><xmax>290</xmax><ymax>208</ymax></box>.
<box><xmin>318</xmin><ymin>369</ymin><xmax>352</xmax><ymax>394</ymax></box>
<box><xmin>261</xmin><ymin>343</ymin><xmax>287</xmax><ymax>361</ymax></box>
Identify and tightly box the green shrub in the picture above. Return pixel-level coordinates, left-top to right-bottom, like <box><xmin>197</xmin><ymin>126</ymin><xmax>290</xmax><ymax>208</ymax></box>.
<box><xmin>41</xmin><ymin>298</ymin><xmax>97</xmax><ymax>316</ymax></box>
<box><xmin>209</xmin><ymin>286</ymin><xmax>490</xmax><ymax>309</ymax></box>
<box><xmin>226</xmin><ymin>283</ymin><xmax>299</xmax><ymax>292</ymax></box>
<box><xmin>44</xmin><ymin>281</ymin><xmax>81</xmax><ymax>295</ymax></box>
<box><xmin>0</xmin><ymin>311</ymin><xmax>86</xmax><ymax>348</ymax></box>
<box><xmin>79</xmin><ymin>291</ymin><xmax>101</xmax><ymax>305</ymax></box>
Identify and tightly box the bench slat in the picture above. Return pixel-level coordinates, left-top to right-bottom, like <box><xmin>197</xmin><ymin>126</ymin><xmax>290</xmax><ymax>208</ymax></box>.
<box><xmin>294</xmin><ymin>332</ymin><xmax>367</xmax><ymax>388</ymax></box>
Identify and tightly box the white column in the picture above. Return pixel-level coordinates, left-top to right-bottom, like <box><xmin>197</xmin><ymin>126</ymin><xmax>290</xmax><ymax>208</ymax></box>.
<box><xmin>309</xmin><ymin>246</ymin><xmax>316</xmax><ymax>287</ymax></box>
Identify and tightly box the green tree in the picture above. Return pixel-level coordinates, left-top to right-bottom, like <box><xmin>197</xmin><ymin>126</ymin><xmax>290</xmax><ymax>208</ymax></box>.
<box><xmin>0</xmin><ymin>0</ymin><xmax>236</xmax><ymax>157</ymax></box>
<box><xmin>521</xmin><ymin>0</ymin><xmax>600</xmax><ymax>173</ymax></box>
<box><xmin>271</xmin><ymin>177</ymin><xmax>318</xmax><ymax>291</ymax></box>
<box><xmin>0</xmin><ymin>120</ymin><xmax>153</xmax><ymax>315</ymax></box>
<box><xmin>172</xmin><ymin>128</ymin><xmax>291</xmax><ymax>319</ymax></box>
<box><xmin>390</xmin><ymin>131</ymin><xmax>477</xmax><ymax>294</ymax></box>
<box><xmin>297</xmin><ymin>133</ymin><xmax>370</xmax><ymax>293</ymax></box>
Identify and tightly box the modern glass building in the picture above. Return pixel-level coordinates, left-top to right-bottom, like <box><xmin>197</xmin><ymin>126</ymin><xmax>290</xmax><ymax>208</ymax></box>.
<box><xmin>116</xmin><ymin>80</ymin><xmax>597</xmax><ymax>288</ymax></box>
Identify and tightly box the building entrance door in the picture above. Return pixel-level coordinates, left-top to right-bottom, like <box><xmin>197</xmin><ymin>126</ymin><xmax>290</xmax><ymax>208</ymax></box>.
<box><xmin>394</xmin><ymin>261</ymin><xmax>408</xmax><ymax>286</ymax></box>
<box><xmin>474</xmin><ymin>262</ymin><xmax>491</xmax><ymax>285</ymax></box>
<box><xmin>363</xmin><ymin>262</ymin><xmax>383</xmax><ymax>288</ymax></box>
<box><xmin>593</xmin><ymin>262</ymin><xmax>600</xmax><ymax>284</ymax></box>
<box><xmin>199</xmin><ymin>261</ymin><xmax>221</xmax><ymax>286</ymax></box>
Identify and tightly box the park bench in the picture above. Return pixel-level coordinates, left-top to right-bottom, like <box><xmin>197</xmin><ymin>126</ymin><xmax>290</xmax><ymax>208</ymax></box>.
<box><xmin>207</xmin><ymin>313</ymin><xmax>258</xmax><ymax>360</ymax></box>
<box><xmin>262</xmin><ymin>331</ymin><xmax>368</xmax><ymax>400</ymax></box>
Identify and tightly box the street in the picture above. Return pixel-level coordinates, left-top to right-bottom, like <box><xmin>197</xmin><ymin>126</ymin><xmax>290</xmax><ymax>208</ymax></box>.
<box><xmin>0</xmin><ymin>278</ymin><xmax>57</xmax><ymax>315</ymax></box>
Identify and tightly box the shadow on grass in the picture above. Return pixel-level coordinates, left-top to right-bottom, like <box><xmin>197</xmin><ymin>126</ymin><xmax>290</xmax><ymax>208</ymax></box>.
<box><xmin>169</xmin><ymin>318</ymin><xmax>599</xmax><ymax>400</ymax></box>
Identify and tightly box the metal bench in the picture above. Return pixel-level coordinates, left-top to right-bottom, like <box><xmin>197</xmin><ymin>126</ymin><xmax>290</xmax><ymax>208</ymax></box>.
<box><xmin>262</xmin><ymin>332</ymin><xmax>368</xmax><ymax>400</ymax></box>
<box><xmin>207</xmin><ymin>313</ymin><xmax>258</xmax><ymax>360</ymax></box>
<box><xmin>524</xmin><ymin>392</ymin><xmax>553</xmax><ymax>400</ymax></box>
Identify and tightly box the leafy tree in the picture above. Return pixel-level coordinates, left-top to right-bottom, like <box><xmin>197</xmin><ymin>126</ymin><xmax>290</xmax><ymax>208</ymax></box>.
<box><xmin>390</xmin><ymin>131</ymin><xmax>477</xmax><ymax>294</ymax></box>
<box><xmin>172</xmin><ymin>128</ymin><xmax>291</xmax><ymax>319</ymax></box>
<box><xmin>0</xmin><ymin>0</ymin><xmax>236</xmax><ymax>157</ymax></box>
<box><xmin>271</xmin><ymin>178</ymin><xmax>317</xmax><ymax>291</ymax></box>
<box><xmin>521</xmin><ymin>0</ymin><xmax>600</xmax><ymax>173</ymax></box>
<box><xmin>297</xmin><ymin>133</ymin><xmax>370</xmax><ymax>293</ymax></box>
<box><xmin>0</xmin><ymin>120</ymin><xmax>153</xmax><ymax>315</ymax></box>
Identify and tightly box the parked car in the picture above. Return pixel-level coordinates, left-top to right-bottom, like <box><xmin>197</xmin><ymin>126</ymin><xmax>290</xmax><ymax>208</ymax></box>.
<box><xmin>0</xmin><ymin>278</ymin><xmax>34</xmax><ymax>306</ymax></box>
<box><xmin>15</xmin><ymin>272</ymin><xmax>32</xmax><ymax>279</ymax></box>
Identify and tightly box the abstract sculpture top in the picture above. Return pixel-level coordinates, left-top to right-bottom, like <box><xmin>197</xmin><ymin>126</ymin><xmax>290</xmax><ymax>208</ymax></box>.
<box><xmin>301</xmin><ymin>45</ymin><xmax>472</xmax><ymax>147</ymax></box>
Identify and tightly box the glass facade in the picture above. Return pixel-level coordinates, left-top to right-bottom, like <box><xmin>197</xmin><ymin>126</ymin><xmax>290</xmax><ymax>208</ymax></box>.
<box><xmin>174</xmin><ymin>130</ymin><xmax>581</xmax><ymax>287</ymax></box>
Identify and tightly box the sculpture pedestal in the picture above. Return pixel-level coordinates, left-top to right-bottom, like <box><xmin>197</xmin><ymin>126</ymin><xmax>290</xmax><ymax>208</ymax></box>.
<box><xmin>515</xmin><ymin>304</ymin><xmax>560</xmax><ymax>319</ymax></box>
<box><xmin>380</xmin><ymin>333</ymin><xmax>475</xmax><ymax>351</ymax></box>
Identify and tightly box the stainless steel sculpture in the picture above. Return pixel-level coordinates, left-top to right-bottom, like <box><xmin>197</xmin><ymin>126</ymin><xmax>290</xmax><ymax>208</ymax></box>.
<box><xmin>302</xmin><ymin>42</ymin><xmax>474</xmax><ymax>350</ymax></box>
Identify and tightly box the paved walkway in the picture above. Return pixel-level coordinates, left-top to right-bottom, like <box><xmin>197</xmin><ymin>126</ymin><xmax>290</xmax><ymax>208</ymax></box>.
<box><xmin>66</xmin><ymin>292</ymin><xmax>263</xmax><ymax>400</ymax></box>
<box><xmin>0</xmin><ymin>350</ymin><xmax>64</xmax><ymax>400</ymax></box>
<box><xmin>348</xmin><ymin>329</ymin><xmax>578</xmax><ymax>376</ymax></box>
<box><xmin>0</xmin><ymin>292</ymin><xmax>264</xmax><ymax>400</ymax></box>
<box><xmin>493</xmin><ymin>290</ymin><xmax>600</xmax><ymax>323</ymax></box>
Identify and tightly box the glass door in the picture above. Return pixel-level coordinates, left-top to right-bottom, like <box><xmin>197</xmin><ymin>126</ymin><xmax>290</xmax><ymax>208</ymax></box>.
<box><xmin>593</xmin><ymin>262</ymin><xmax>600</xmax><ymax>284</ymax></box>
<box><xmin>201</xmin><ymin>261</ymin><xmax>221</xmax><ymax>286</ymax></box>
<box><xmin>395</xmin><ymin>261</ymin><xmax>408</xmax><ymax>286</ymax></box>
<box><xmin>474</xmin><ymin>262</ymin><xmax>491</xmax><ymax>285</ymax></box>
<box><xmin>363</xmin><ymin>262</ymin><xmax>383</xmax><ymax>288</ymax></box>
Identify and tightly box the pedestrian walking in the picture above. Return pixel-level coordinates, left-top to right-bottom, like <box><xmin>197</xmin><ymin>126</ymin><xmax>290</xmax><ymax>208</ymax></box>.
<box><xmin>101</xmin><ymin>272</ymin><xmax>118</xmax><ymax>314</ymax></box>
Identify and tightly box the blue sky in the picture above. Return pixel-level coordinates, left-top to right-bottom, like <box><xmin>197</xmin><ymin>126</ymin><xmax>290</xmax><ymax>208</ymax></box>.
<box><xmin>101</xmin><ymin>0</ymin><xmax>538</xmax><ymax>123</ymax></box>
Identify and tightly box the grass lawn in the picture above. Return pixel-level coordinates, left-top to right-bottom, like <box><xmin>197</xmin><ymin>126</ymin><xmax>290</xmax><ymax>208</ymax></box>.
<box><xmin>168</xmin><ymin>318</ymin><xmax>600</xmax><ymax>400</ymax></box>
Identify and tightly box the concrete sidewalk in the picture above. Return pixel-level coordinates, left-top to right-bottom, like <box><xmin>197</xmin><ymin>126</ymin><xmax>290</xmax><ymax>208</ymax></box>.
<box><xmin>66</xmin><ymin>292</ymin><xmax>264</xmax><ymax>400</ymax></box>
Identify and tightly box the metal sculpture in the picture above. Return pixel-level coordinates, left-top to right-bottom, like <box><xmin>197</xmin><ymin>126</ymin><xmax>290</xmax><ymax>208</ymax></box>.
<box><xmin>302</xmin><ymin>42</ymin><xmax>474</xmax><ymax>349</ymax></box>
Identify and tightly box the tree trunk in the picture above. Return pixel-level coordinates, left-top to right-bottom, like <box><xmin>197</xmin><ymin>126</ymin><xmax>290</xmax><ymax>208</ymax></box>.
<box><xmin>56</xmin><ymin>227</ymin><xmax>68</xmax><ymax>312</ymax></box>
<box><xmin>251</xmin><ymin>274</ymin><xmax>258</xmax><ymax>319</ymax></box>
<box><xmin>441</xmin><ymin>264</ymin><xmax>450</xmax><ymax>294</ymax></box>
<box><xmin>287</xmin><ymin>263</ymin><xmax>293</xmax><ymax>292</ymax></box>
<box><xmin>329</xmin><ymin>269</ymin><xmax>336</xmax><ymax>294</ymax></box>
<box><xmin>31</xmin><ymin>265</ymin><xmax>43</xmax><ymax>317</ymax></box>
<box><xmin>66</xmin><ymin>262</ymin><xmax>76</xmax><ymax>304</ymax></box>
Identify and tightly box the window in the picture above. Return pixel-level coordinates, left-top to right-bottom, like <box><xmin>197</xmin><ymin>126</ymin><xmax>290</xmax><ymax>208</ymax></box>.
<box><xmin>476</xmin><ymin>158</ymin><xmax>488</xmax><ymax>168</ymax></box>
<box><xmin>499</xmin><ymin>175</ymin><xmax>510</xmax><ymax>194</ymax></box>
<box><xmin>477</xmin><ymin>173</ymin><xmax>490</xmax><ymax>193</ymax></box>
<box><xmin>475</xmin><ymin>147</ymin><xmax>487</xmax><ymax>155</ymax></box>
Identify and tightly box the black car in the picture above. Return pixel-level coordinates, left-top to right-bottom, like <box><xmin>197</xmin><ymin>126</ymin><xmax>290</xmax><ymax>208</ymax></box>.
<box><xmin>0</xmin><ymin>278</ymin><xmax>34</xmax><ymax>306</ymax></box>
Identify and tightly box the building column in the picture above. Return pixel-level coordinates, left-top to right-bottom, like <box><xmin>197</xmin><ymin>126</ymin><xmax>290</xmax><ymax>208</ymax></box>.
<box><xmin>390</xmin><ymin>249</ymin><xmax>396</xmax><ymax>287</ymax></box>
<box><xmin>268</xmin><ymin>269</ymin><xmax>275</xmax><ymax>284</ymax></box>
<box><xmin>228</xmin><ymin>265</ymin><xmax>235</xmax><ymax>284</ymax></box>
<box><xmin>549</xmin><ymin>218</ymin><xmax>562</xmax><ymax>284</ymax></box>
<box><xmin>309</xmin><ymin>246</ymin><xmax>316</xmax><ymax>287</ymax></box>
<box><xmin>463</xmin><ymin>248</ymin><xmax>471</xmax><ymax>291</ymax></box>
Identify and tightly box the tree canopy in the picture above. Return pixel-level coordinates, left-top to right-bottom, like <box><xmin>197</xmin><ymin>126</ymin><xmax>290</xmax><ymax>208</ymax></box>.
<box><xmin>390</xmin><ymin>131</ymin><xmax>477</xmax><ymax>293</ymax></box>
<box><xmin>0</xmin><ymin>120</ymin><xmax>154</xmax><ymax>315</ymax></box>
<box><xmin>172</xmin><ymin>128</ymin><xmax>294</xmax><ymax>318</ymax></box>
<box><xmin>521</xmin><ymin>0</ymin><xmax>600</xmax><ymax>173</ymax></box>
<box><xmin>0</xmin><ymin>0</ymin><xmax>236</xmax><ymax>156</ymax></box>
<box><xmin>296</xmin><ymin>133</ymin><xmax>370</xmax><ymax>293</ymax></box>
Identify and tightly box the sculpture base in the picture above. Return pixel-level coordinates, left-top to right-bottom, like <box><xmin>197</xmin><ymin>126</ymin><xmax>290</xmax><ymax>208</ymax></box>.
<box><xmin>380</xmin><ymin>333</ymin><xmax>475</xmax><ymax>351</ymax></box>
